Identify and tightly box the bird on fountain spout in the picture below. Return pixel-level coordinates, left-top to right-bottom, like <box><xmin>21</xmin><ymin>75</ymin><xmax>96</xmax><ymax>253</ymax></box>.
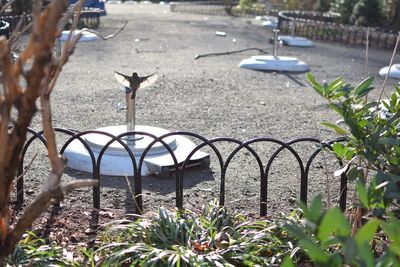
<box><xmin>114</xmin><ymin>71</ymin><xmax>158</xmax><ymax>99</ymax></box>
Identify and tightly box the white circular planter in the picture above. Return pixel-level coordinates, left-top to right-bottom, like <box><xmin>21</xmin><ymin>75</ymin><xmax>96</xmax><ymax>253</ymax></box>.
<box><xmin>239</xmin><ymin>55</ymin><xmax>310</xmax><ymax>72</ymax></box>
<box><xmin>379</xmin><ymin>64</ymin><xmax>400</xmax><ymax>79</ymax></box>
<box><xmin>262</xmin><ymin>20</ymin><xmax>278</xmax><ymax>29</ymax></box>
<box><xmin>59</xmin><ymin>30</ymin><xmax>97</xmax><ymax>42</ymax></box>
<box><xmin>278</xmin><ymin>36</ymin><xmax>314</xmax><ymax>47</ymax></box>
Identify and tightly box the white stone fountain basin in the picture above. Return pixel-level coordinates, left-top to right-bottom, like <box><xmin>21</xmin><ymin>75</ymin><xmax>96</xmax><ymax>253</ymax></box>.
<box><xmin>64</xmin><ymin>125</ymin><xmax>210</xmax><ymax>176</ymax></box>
<box><xmin>239</xmin><ymin>55</ymin><xmax>310</xmax><ymax>72</ymax></box>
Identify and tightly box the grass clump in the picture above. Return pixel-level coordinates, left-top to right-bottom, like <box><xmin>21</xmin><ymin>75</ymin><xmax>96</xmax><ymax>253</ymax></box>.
<box><xmin>93</xmin><ymin>200</ymin><xmax>300</xmax><ymax>266</ymax></box>
<box><xmin>6</xmin><ymin>232</ymin><xmax>77</xmax><ymax>266</ymax></box>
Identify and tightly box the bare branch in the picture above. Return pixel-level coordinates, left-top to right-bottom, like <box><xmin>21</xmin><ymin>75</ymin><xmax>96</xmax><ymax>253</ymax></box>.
<box><xmin>60</xmin><ymin>179</ymin><xmax>98</xmax><ymax>194</ymax></box>
<box><xmin>57</xmin><ymin>0</ymin><xmax>84</xmax><ymax>33</ymax></box>
<box><xmin>48</xmin><ymin>19</ymin><xmax>127</xmax><ymax>94</ymax></box>
<box><xmin>80</xmin><ymin>20</ymin><xmax>128</xmax><ymax>40</ymax></box>
<box><xmin>9</xmin><ymin>14</ymin><xmax>32</xmax><ymax>47</ymax></box>
<box><xmin>4</xmin><ymin>176</ymin><xmax>97</xmax><ymax>256</ymax></box>
<box><xmin>15</xmin><ymin>153</ymin><xmax>37</xmax><ymax>183</ymax></box>
<box><xmin>379</xmin><ymin>32</ymin><xmax>400</xmax><ymax>102</ymax></box>
<box><xmin>0</xmin><ymin>0</ymin><xmax>16</xmax><ymax>14</ymax></box>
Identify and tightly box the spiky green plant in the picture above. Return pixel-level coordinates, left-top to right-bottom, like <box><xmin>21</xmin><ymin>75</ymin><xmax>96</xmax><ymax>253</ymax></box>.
<box><xmin>6</xmin><ymin>231</ymin><xmax>78</xmax><ymax>267</ymax></box>
<box><xmin>94</xmin><ymin>200</ymin><xmax>301</xmax><ymax>266</ymax></box>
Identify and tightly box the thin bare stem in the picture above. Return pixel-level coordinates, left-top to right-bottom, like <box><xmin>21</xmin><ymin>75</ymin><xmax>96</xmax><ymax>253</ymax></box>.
<box><xmin>48</xmin><ymin>20</ymin><xmax>127</xmax><ymax>94</ymax></box>
<box><xmin>312</xmin><ymin>120</ymin><xmax>331</xmax><ymax>208</ymax></box>
<box><xmin>0</xmin><ymin>0</ymin><xmax>16</xmax><ymax>14</ymax></box>
<box><xmin>365</xmin><ymin>27</ymin><xmax>369</xmax><ymax>77</ymax></box>
<box><xmin>9</xmin><ymin>15</ymin><xmax>32</xmax><ymax>47</ymax></box>
<box><xmin>124</xmin><ymin>176</ymin><xmax>142</xmax><ymax>214</ymax></box>
<box><xmin>15</xmin><ymin>153</ymin><xmax>37</xmax><ymax>182</ymax></box>
<box><xmin>80</xmin><ymin>21</ymin><xmax>128</xmax><ymax>40</ymax></box>
<box><xmin>379</xmin><ymin>32</ymin><xmax>400</xmax><ymax>102</ymax></box>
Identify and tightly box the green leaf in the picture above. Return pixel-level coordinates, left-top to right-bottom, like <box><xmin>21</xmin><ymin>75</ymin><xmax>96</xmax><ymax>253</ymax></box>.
<box><xmin>332</xmin><ymin>142</ymin><xmax>345</xmax><ymax>157</ymax></box>
<box><xmin>382</xmin><ymin>219</ymin><xmax>400</xmax><ymax>245</ymax></box>
<box><xmin>326</xmin><ymin>77</ymin><xmax>346</xmax><ymax>95</ymax></box>
<box><xmin>354</xmin><ymin>77</ymin><xmax>374</xmax><ymax>98</ymax></box>
<box><xmin>378</xmin><ymin>137</ymin><xmax>400</xmax><ymax>146</ymax></box>
<box><xmin>321</xmin><ymin>122</ymin><xmax>348</xmax><ymax>135</ymax></box>
<box><xmin>317</xmin><ymin>208</ymin><xmax>351</xmax><ymax>245</ymax></box>
<box><xmin>328</xmin><ymin>103</ymin><xmax>344</xmax><ymax>116</ymax></box>
<box><xmin>300</xmin><ymin>195</ymin><xmax>323</xmax><ymax>224</ymax></box>
<box><xmin>357</xmin><ymin>119</ymin><xmax>368</xmax><ymax>128</ymax></box>
<box><xmin>356</xmin><ymin>180</ymin><xmax>369</xmax><ymax>208</ymax></box>
<box><xmin>310</xmin><ymin>195</ymin><xmax>323</xmax><ymax>223</ymax></box>
<box><xmin>343</xmin><ymin>238</ymin><xmax>357</xmax><ymax>264</ymax></box>
<box><xmin>300</xmin><ymin>238</ymin><xmax>329</xmax><ymax>264</ymax></box>
<box><xmin>347</xmin><ymin>167</ymin><xmax>364</xmax><ymax>181</ymax></box>
<box><xmin>280</xmin><ymin>256</ymin><xmax>295</xmax><ymax>267</ymax></box>
<box><xmin>358</xmin><ymin>242</ymin><xmax>375</xmax><ymax>267</ymax></box>
<box><xmin>307</xmin><ymin>73</ymin><xmax>325</xmax><ymax>97</ymax></box>
<box><xmin>284</xmin><ymin>222</ymin><xmax>309</xmax><ymax>240</ymax></box>
<box><xmin>354</xmin><ymin>218</ymin><xmax>380</xmax><ymax>247</ymax></box>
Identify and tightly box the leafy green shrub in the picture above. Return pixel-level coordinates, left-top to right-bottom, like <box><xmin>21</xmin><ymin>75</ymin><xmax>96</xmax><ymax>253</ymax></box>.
<box><xmin>307</xmin><ymin>74</ymin><xmax>400</xmax><ymax>216</ymax></box>
<box><xmin>93</xmin><ymin>200</ymin><xmax>300</xmax><ymax>266</ymax></box>
<box><xmin>350</xmin><ymin>0</ymin><xmax>386</xmax><ymax>26</ymax></box>
<box><xmin>232</xmin><ymin>0</ymin><xmax>266</xmax><ymax>15</ymax></box>
<box><xmin>330</xmin><ymin>0</ymin><xmax>357</xmax><ymax>24</ymax></box>
<box><xmin>283</xmin><ymin>0</ymin><xmax>300</xmax><ymax>10</ymax></box>
<box><xmin>283</xmin><ymin>196</ymin><xmax>400</xmax><ymax>267</ymax></box>
<box><xmin>281</xmin><ymin>74</ymin><xmax>400</xmax><ymax>266</ymax></box>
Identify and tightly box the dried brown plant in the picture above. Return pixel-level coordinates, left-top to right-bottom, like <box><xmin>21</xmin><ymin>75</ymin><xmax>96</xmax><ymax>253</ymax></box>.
<box><xmin>0</xmin><ymin>0</ymin><xmax>126</xmax><ymax>262</ymax></box>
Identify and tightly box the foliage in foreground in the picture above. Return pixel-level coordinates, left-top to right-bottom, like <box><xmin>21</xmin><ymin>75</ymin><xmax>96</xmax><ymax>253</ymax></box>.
<box><xmin>6</xmin><ymin>232</ymin><xmax>77</xmax><ymax>267</ymax></box>
<box><xmin>281</xmin><ymin>75</ymin><xmax>400</xmax><ymax>266</ymax></box>
<box><xmin>91</xmin><ymin>200</ymin><xmax>300</xmax><ymax>266</ymax></box>
<box><xmin>307</xmin><ymin>74</ymin><xmax>400</xmax><ymax>216</ymax></box>
<box><xmin>284</xmin><ymin>195</ymin><xmax>400</xmax><ymax>267</ymax></box>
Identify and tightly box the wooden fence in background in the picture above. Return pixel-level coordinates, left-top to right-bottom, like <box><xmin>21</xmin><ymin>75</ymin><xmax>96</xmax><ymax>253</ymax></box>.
<box><xmin>278</xmin><ymin>10</ymin><xmax>398</xmax><ymax>49</ymax></box>
<box><xmin>170</xmin><ymin>2</ymin><xmax>399</xmax><ymax>49</ymax></box>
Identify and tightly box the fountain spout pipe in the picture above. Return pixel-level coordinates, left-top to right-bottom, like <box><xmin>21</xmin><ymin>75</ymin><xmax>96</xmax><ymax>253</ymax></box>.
<box><xmin>125</xmin><ymin>87</ymin><xmax>141</xmax><ymax>143</ymax></box>
<box><xmin>126</xmin><ymin>89</ymin><xmax>136</xmax><ymax>133</ymax></box>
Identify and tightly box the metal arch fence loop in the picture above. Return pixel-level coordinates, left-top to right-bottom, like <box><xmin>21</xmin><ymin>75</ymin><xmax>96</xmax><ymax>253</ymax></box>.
<box><xmin>57</xmin><ymin>129</ymin><xmax>104</xmax><ymax>210</ymax></box>
<box><xmin>15</xmin><ymin>127</ymin><xmax>350</xmax><ymax>217</ymax></box>
<box><xmin>119</xmin><ymin>130</ymin><xmax>180</xmax><ymax>213</ymax></box>
<box><xmin>225</xmin><ymin>137</ymin><xmax>305</xmax><ymax>216</ymax></box>
<box><xmin>162</xmin><ymin>134</ymin><xmax>238</xmax><ymax>209</ymax></box>
<box><xmin>303</xmin><ymin>137</ymin><xmax>348</xmax><ymax>211</ymax></box>
<box><xmin>94</xmin><ymin>131</ymin><xmax>138</xmax><ymax>211</ymax></box>
<box><xmin>179</xmin><ymin>136</ymin><xmax>245</xmax><ymax>209</ymax></box>
<box><xmin>138</xmin><ymin>131</ymin><xmax>223</xmax><ymax>210</ymax></box>
<box><xmin>265</xmin><ymin>137</ymin><xmax>322</xmax><ymax>211</ymax></box>
<box><xmin>16</xmin><ymin>128</ymin><xmax>48</xmax><ymax>204</ymax></box>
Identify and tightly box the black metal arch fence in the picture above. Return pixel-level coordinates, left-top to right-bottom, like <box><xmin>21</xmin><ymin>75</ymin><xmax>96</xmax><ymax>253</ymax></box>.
<box><xmin>16</xmin><ymin>127</ymin><xmax>348</xmax><ymax>217</ymax></box>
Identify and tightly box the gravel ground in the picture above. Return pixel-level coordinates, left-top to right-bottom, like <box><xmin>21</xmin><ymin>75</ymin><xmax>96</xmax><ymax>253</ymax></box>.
<box><xmin>12</xmin><ymin>2</ymin><xmax>398</xmax><ymax>246</ymax></box>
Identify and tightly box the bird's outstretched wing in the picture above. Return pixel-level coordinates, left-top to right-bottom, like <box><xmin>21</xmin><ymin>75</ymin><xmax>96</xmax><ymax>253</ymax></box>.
<box><xmin>139</xmin><ymin>73</ymin><xmax>158</xmax><ymax>89</ymax></box>
<box><xmin>114</xmin><ymin>71</ymin><xmax>131</xmax><ymax>88</ymax></box>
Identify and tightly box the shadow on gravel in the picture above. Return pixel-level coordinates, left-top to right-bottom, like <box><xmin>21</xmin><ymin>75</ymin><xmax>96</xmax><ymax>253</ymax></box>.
<box><xmin>66</xmin><ymin>166</ymin><xmax>214</xmax><ymax>192</ymax></box>
<box><xmin>66</xmin><ymin>166</ymin><xmax>215</xmax><ymax>213</ymax></box>
<box><xmin>252</xmin><ymin>69</ymin><xmax>308</xmax><ymax>87</ymax></box>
